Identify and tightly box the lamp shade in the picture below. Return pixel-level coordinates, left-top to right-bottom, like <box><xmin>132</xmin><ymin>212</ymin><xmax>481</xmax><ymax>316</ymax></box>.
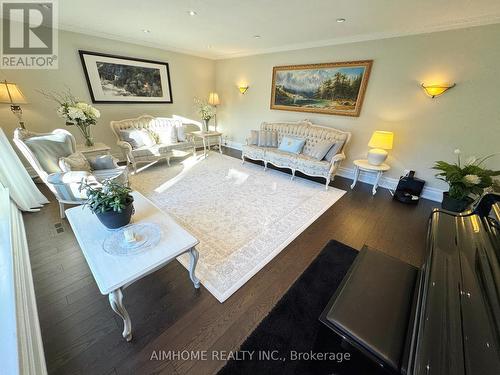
<box><xmin>421</xmin><ymin>83</ymin><xmax>456</xmax><ymax>98</ymax></box>
<box><xmin>0</xmin><ymin>82</ymin><xmax>27</xmax><ymax>104</ymax></box>
<box><xmin>368</xmin><ymin>131</ymin><xmax>393</xmax><ymax>150</ymax></box>
<box><xmin>208</xmin><ymin>92</ymin><xmax>220</xmax><ymax>105</ymax></box>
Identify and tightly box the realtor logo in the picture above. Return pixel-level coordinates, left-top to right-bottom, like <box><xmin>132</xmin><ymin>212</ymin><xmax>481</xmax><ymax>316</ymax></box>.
<box><xmin>1</xmin><ymin>0</ymin><xmax>58</xmax><ymax>69</ymax></box>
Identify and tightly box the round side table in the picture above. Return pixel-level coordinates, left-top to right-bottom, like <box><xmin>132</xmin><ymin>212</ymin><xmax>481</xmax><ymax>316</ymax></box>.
<box><xmin>350</xmin><ymin>159</ymin><xmax>390</xmax><ymax>195</ymax></box>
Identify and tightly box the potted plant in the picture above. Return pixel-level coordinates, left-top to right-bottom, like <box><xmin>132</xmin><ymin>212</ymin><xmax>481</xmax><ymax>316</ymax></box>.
<box><xmin>194</xmin><ymin>97</ymin><xmax>215</xmax><ymax>132</ymax></box>
<box><xmin>80</xmin><ymin>179</ymin><xmax>134</xmax><ymax>229</ymax></box>
<box><xmin>433</xmin><ymin>149</ymin><xmax>500</xmax><ymax>212</ymax></box>
<box><xmin>40</xmin><ymin>90</ymin><xmax>100</xmax><ymax>146</ymax></box>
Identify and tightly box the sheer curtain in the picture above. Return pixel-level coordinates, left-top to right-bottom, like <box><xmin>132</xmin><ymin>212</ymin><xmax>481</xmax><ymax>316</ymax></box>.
<box><xmin>0</xmin><ymin>127</ymin><xmax>48</xmax><ymax>211</ymax></box>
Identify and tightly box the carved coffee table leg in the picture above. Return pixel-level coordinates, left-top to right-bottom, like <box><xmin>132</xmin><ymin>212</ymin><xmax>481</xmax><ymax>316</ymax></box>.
<box><xmin>189</xmin><ymin>247</ymin><xmax>201</xmax><ymax>289</ymax></box>
<box><xmin>109</xmin><ymin>288</ymin><xmax>132</xmax><ymax>341</ymax></box>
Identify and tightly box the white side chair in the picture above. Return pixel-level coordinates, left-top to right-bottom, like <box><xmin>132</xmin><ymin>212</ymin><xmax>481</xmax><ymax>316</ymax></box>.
<box><xmin>14</xmin><ymin>128</ymin><xmax>128</xmax><ymax>218</ymax></box>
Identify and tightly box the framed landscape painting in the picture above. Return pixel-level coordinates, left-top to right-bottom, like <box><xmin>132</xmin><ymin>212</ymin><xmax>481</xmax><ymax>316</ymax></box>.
<box><xmin>270</xmin><ymin>60</ymin><xmax>372</xmax><ymax>117</ymax></box>
<box><xmin>79</xmin><ymin>50</ymin><xmax>173</xmax><ymax>104</ymax></box>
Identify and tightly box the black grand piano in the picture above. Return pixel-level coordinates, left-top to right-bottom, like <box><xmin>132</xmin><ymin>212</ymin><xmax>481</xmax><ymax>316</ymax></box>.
<box><xmin>320</xmin><ymin>193</ymin><xmax>500</xmax><ymax>374</ymax></box>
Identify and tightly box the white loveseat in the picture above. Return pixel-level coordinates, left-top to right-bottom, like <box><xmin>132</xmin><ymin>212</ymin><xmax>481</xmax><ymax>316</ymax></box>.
<box><xmin>110</xmin><ymin>115</ymin><xmax>199</xmax><ymax>173</ymax></box>
<box><xmin>242</xmin><ymin>121</ymin><xmax>351</xmax><ymax>189</ymax></box>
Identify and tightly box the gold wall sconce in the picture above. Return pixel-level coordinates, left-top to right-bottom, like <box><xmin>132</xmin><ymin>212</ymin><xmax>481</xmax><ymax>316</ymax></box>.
<box><xmin>421</xmin><ymin>83</ymin><xmax>456</xmax><ymax>98</ymax></box>
<box><xmin>238</xmin><ymin>85</ymin><xmax>249</xmax><ymax>94</ymax></box>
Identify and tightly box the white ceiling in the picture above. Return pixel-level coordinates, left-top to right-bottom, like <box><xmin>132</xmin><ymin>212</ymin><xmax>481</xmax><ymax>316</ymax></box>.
<box><xmin>59</xmin><ymin>0</ymin><xmax>500</xmax><ymax>59</ymax></box>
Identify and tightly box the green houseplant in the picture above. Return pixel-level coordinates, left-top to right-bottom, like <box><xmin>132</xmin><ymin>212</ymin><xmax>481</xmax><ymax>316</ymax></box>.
<box><xmin>433</xmin><ymin>149</ymin><xmax>500</xmax><ymax>212</ymax></box>
<box><xmin>80</xmin><ymin>179</ymin><xmax>134</xmax><ymax>229</ymax></box>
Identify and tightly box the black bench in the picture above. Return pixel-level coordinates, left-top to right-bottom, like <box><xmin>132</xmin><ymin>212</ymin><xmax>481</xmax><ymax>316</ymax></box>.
<box><xmin>319</xmin><ymin>247</ymin><xmax>418</xmax><ymax>374</ymax></box>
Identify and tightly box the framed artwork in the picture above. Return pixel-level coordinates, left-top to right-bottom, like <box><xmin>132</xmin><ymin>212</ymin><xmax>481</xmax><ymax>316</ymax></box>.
<box><xmin>270</xmin><ymin>60</ymin><xmax>372</xmax><ymax>117</ymax></box>
<box><xmin>79</xmin><ymin>50</ymin><xmax>173</xmax><ymax>104</ymax></box>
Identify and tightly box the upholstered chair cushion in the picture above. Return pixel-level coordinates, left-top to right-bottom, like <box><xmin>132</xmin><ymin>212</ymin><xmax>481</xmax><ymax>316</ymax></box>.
<box><xmin>324</xmin><ymin>141</ymin><xmax>345</xmax><ymax>162</ymax></box>
<box><xmin>58</xmin><ymin>152</ymin><xmax>91</xmax><ymax>172</ymax></box>
<box><xmin>249</xmin><ymin>130</ymin><xmax>259</xmax><ymax>145</ymax></box>
<box><xmin>266</xmin><ymin>149</ymin><xmax>298</xmax><ymax>168</ymax></box>
<box><xmin>88</xmin><ymin>155</ymin><xmax>116</xmax><ymax>170</ymax></box>
<box><xmin>278</xmin><ymin>136</ymin><xmax>306</xmax><ymax>154</ymax></box>
<box><xmin>23</xmin><ymin>132</ymin><xmax>74</xmax><ymax>174</ymax></box>
<box><xmin>306</xmin><ymin>140</ymin><xmax>335</xmax><ymax>160</ymax></box>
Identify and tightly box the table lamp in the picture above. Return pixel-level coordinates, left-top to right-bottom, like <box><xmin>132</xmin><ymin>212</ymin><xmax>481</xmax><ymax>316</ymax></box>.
<box><xmin>367</xmin><ymin>131</ymin><xmax>393</xmax><ymax>165</ymax></box>
<box><xmin>208</xmin><ymin>92</ymin><xmax>220</xmax><ymax>131</ymax></box>
<box><xmin>0</xmin><ymin>80</ymin><xmax>28</xmax><ymax>129</ymax></box>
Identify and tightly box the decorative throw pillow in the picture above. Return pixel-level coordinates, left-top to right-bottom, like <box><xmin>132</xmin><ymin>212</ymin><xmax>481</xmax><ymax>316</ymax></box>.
<box><xmin>278</xmin><ymin>136</ymin><xmax>306</xmax><ymax>154</ymax></box>
<box><xmin>119</xmin><ymin>128</ymin><xmax>155</xmax><ymax>149</ymax></box>
<box><xmin>249</xmin><ymin>130</ymin><xmax>259</xmax><ymax>145</ymax></box>
<box><xmin>258</xmin><ymin>130</ymin><xmax>278</xmax><ymax>147</ymax></box>
<box><xmin>139</xmin><ymin>128</ymin><xmax>156</xmax><ymax>147</ymax></box>
<box><xmin>118</xmin><ymin>129</ymin><xmax>144</xmax><ymax>149</ymax></box>
<box><xmin>156</xmin><ymin>126</ymin><xmax>178</xmax><ymax>145</ymax></box>
<box><xmin>58</xmin><ymin>152</ymin><xmax>91</xmax><ymax>172</ymax></box>
<box><xmin>324</xmin><ymin>141</ymin><xmax>345</xmax><ymax>162</ymax></box>
<box><xmin>88</xmin><ymin>155</ymin><xmax>115</xmax><ymax>170</ymax></box>
<box><xmin>306</xmin><ymin>140</ymin><xmax>335</xmax><ymax>160</ymax></box>
<box><xmin>176</xmin><ymin>123</ymin><xmax>187</xmax><ymax>142</ymax></box>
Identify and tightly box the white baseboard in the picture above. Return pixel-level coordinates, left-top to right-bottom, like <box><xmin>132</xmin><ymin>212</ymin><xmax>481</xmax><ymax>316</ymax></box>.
<box><xmin>337</xmin><ymin>167</ymin><xmax>443</xmax><ymax>202</ymax></box>
<box><xmin>224</xmin><ymin>140</ymin><xmax>243</xmax><ymax>150</ymax></box>
<box><xmin>225</xmin><ymin>144</ymin><xmax>443</xmax><ymax>202</ymax></box>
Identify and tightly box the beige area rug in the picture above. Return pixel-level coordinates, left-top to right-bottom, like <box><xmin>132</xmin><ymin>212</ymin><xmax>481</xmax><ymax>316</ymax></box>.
<box><xmin>130</xmin><ymin>153</ymin><xmax>345</xmax><ymax>302</ymax></box>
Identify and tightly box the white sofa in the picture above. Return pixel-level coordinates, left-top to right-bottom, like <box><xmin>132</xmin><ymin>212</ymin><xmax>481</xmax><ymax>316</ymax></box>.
<box><xmin>242</xmin><ymin>121</ymin><xmax>351</xmax><ymax>189</ymax></box>
<box><xmin>110</xmin><ymin>115</ymin><xmax>199</xmax><ymax>173</ymax></box>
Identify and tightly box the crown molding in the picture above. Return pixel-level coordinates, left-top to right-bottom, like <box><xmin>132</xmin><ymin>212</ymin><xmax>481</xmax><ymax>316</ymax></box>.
<box><xmin>57</xmin><ymin>24</ymin><xmax>217</xmax><ymax>60</ymax></box>
<box><xmin>58</xmin><ymin>13</ymin><xmax>500</xmax><ymax>61</ymax></box>
<box><xmin>214</xmin><ymin>14</ymin><xmax>500</xmax><ymax>60</ymax></box>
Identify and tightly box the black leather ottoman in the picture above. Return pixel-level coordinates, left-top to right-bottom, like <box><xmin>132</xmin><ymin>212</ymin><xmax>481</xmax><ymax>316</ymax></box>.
<box><xmin>319</xmin><ymin>247</ymin><xmax>418</xmax><ymax>374</ymax></box>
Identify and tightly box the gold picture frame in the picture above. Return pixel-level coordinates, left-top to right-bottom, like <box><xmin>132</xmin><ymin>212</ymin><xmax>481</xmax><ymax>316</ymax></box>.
<box><xmin>270</xmin><ymin>60</ymin><xmax>373</xmax><ymax>117</ymax></box>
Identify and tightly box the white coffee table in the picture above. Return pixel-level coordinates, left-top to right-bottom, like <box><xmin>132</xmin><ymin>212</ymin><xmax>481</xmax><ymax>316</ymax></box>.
<box><xmin>350</xmin><ymin>159</ymin><xmax>391</xmax><ymax>195</ymax></box>
<box><xmin>65</xmin><ymin>191</ymin><xmax>200</xmax><ymax>342</ymax></box>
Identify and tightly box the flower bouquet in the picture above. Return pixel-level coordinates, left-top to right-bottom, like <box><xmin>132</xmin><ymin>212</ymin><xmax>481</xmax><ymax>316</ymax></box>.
<box><xmin>42</xmin><ymin>90</ymin><xmax>100</xmax><ymax>146</ymax></box>
<box><xmin>194</xmin><ymin>97</ymin><xmax>215</xmax><ymax>132</ymax></box>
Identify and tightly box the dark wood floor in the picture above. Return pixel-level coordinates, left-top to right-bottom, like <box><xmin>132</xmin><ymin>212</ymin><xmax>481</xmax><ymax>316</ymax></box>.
<box><xmin>24</xmin><ymin>149</ymin><xmax>437</xmax><ymax>375</ymax></box>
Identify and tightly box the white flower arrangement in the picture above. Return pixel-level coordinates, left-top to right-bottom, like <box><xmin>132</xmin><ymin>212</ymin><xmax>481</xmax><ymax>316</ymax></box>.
<box><xmin>41</xmin><ymin>89</ymin><xmax>100</xmax><ymax>146</ymax></box>
<box><xmin>194</xmin><ymin>97</ymin><xmax>215</xmax><ymax>121</ymax></box>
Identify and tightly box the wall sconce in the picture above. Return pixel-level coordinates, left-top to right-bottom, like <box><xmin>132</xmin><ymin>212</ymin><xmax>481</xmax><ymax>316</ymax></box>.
<box><xmin>0</xmin><ymin>80</ymin><xmax>28</xmax><ymax>129</ymax></box>
<box><xmin>238</xmin><ymin>85</ymin><xmax>249</xmax><ymax>94</ymax></box>
<box><xmin>421</xmin><ymin>83</ymin><xmax>456</xmax><ymax>98</ymax></box>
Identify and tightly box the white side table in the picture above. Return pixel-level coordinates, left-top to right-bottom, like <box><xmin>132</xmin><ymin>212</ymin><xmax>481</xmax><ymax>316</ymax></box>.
<box><xmin>190</xmin><ymin>131</ymin><xmax>223</xmax><ymax>158</ymax></box>
<box><xmin>350</xmin><ymin>159</ymin><xmax>390</xmax><ymax>195</ymax></box>
<box><xmin>76</xmin><ymin>142</ymin><xmax>111</xmax><ymax>158</ymax></box>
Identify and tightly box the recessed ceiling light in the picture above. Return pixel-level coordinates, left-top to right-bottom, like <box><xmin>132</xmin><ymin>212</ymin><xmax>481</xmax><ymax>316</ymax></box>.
<box><xmin>336</xmin><ymin>18</ymin><xmax>346</xmax><ymax>23</ymax></box>
<box><xmin>142</xmin><ymin>29</ymin><xmax>151</xmax><ymax>33</ymax></box>
<box><xmin>253</xmin><ymin>35</ymin><xmax>261</xmax><ymax>39</ymax></box>
<box><xmin>188</xmin><ymin>10</ymin><xmax>197</xmax><ymax>16</ymax></box>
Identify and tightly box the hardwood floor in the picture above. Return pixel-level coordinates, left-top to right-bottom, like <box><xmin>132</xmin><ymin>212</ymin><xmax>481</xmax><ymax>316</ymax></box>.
<box><xmin>24</xmin><ymin>149</ymin><xmax>437</xmax><ymax>375</ymax></box>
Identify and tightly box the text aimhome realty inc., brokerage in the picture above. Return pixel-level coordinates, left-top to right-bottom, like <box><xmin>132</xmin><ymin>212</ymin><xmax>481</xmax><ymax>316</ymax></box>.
<box><xmin>1</xmin><ymin>0</ymin><xmax>58</xmax><ymax>69</ymax></box>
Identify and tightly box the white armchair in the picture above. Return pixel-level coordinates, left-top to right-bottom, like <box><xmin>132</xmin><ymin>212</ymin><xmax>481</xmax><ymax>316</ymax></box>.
<box><xmin>14</xmin><ymin>128</ymin><xmax>128</xmax><ymax>218</ymax></box>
